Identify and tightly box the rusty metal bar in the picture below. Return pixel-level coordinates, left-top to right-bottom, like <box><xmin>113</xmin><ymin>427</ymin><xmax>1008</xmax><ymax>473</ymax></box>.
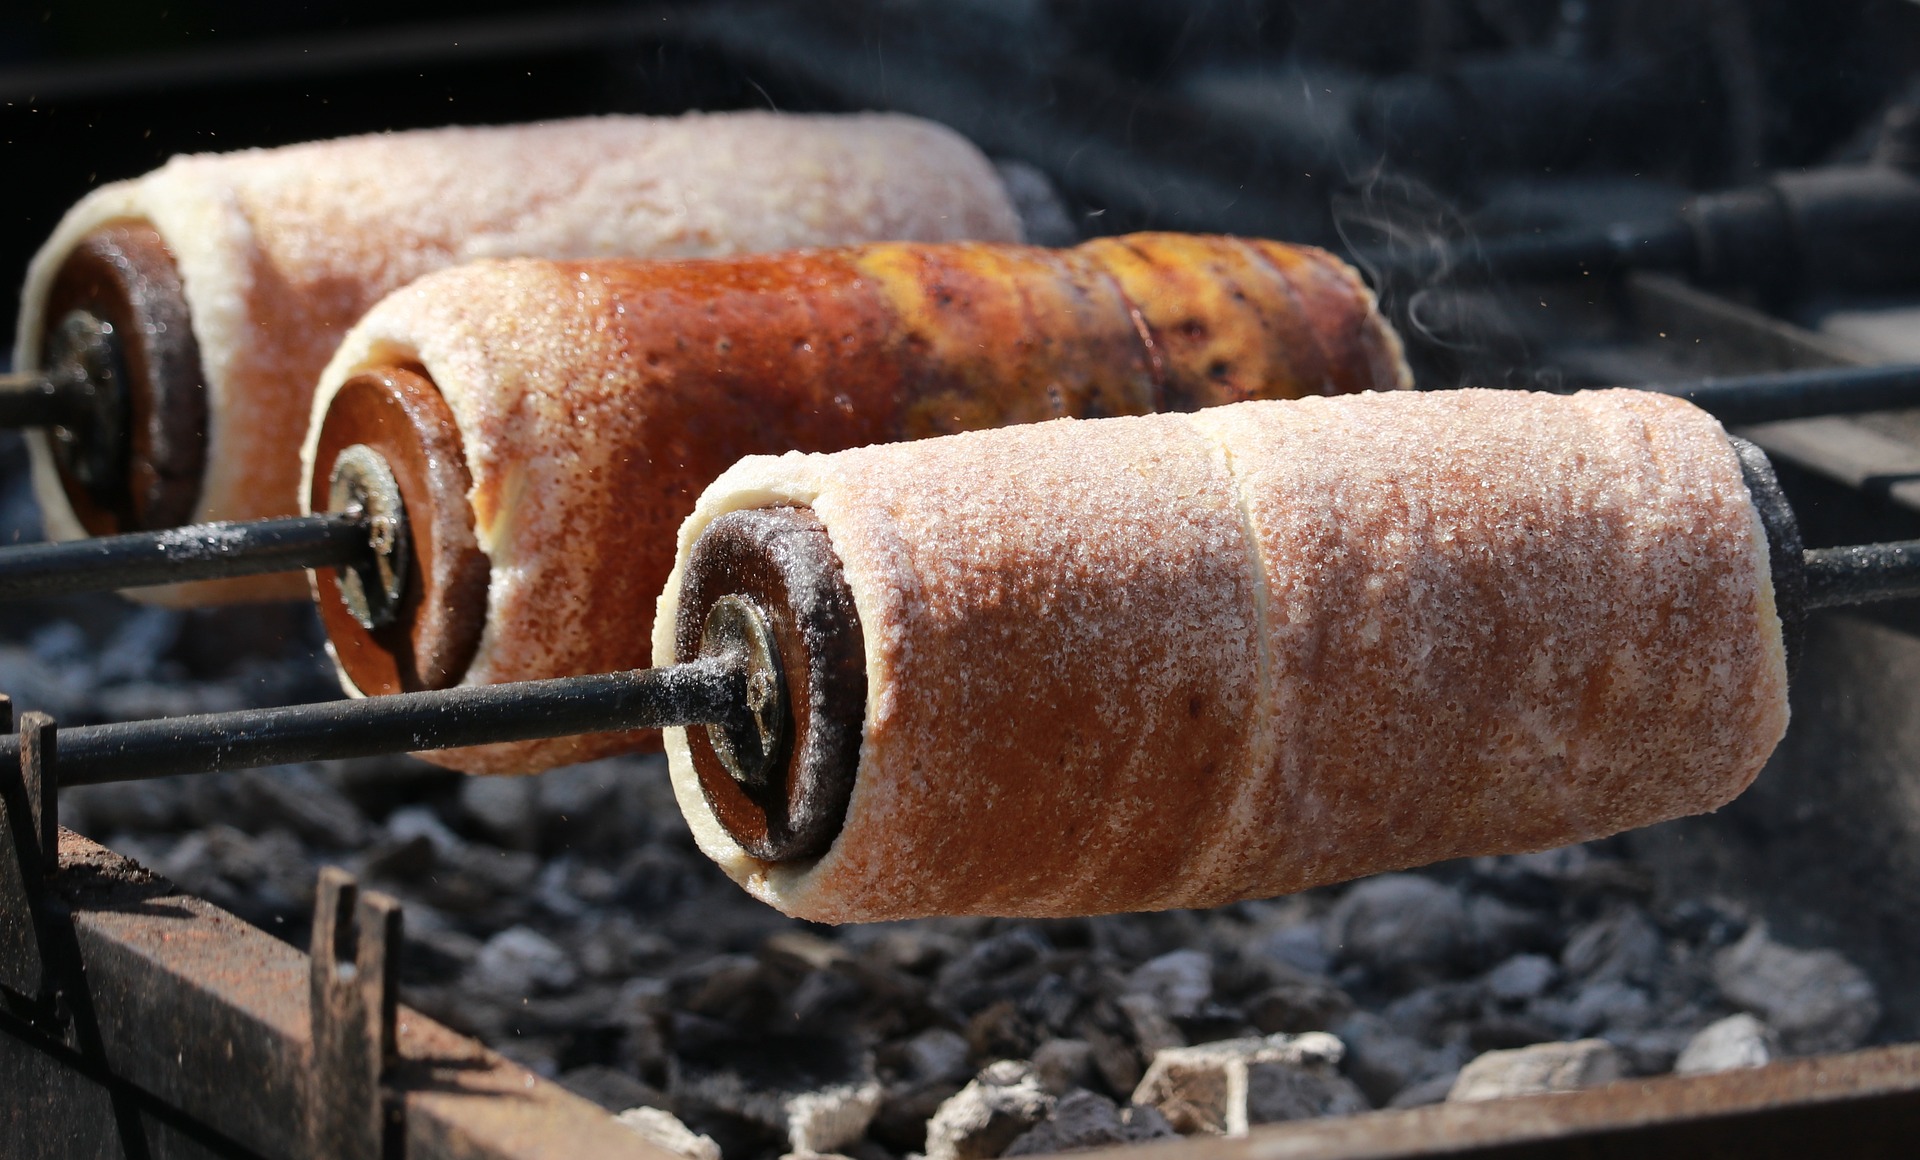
<box><xmin>0</xmin><ymin>830</ymin><xmax>661</xmax><ymax>1159</ymax></box>
<box><xmin>1191</xmin><ymin>1044</ymin><xmax>1920</xmax><ymax>1159</ymax></box>
<box><xmin>308</xmin><ymin>868</ymin><xmax>403</xmax><ymax>1160</ymax></box>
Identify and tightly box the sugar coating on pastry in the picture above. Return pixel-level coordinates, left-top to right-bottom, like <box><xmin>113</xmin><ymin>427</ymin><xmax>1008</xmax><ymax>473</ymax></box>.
<box><xmin>301</xmin><ymin>235</ymin><xmax>1404</xmax><ymax>772</ymax></box>
<box><xmin>655</xmin><ymin>389</ymin><xmax>1788</xmax><ymax>922</ymax></box>
<box><xmin>15</xmin><ymin>111</ymin><xmax>1019</xmax><ymax>603</ymax></box>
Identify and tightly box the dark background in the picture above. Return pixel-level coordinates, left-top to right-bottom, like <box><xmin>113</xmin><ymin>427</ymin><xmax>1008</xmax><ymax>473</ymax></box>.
<box><xmin>5</xmin><ymin>0</ymin><xmax>1920</xmax><ymax>351</ymax></box>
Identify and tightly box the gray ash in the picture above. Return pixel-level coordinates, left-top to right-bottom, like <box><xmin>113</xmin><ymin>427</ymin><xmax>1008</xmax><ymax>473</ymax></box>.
<box><xmin>55</xmin><ymin>740</ymin><xmax>1887</xmax><ymax>1158</ymax></box>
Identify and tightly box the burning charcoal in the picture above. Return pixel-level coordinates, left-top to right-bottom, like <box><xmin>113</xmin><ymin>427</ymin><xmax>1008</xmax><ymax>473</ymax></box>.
<box><xmin>1031</xmin><ymin>1038</ymin><xmax>1096</xmax><ymax>1096</ymax></box>
<box><xmin>471</xmin><ymin>925</ymin><xmax>579</xmax><ymax>996</ymax></box>
<box><xmin>1115</xmin><ymin>994</ymin><xmax>1185</xmax><ymax>1057</ymax></box>
<box><xmin>925</xmin><ymin>1061</ymin><xmax>1055</xmax><ymax>1160</ymax></box>
<box><xmin>1252</xmin><ymin>921</ymin><xmax>1333</xmax><ymax>977</ymax></box>
<box><xmin>359</xmin><ymin>832</ymin><xmax>437</xmax><ymax>882</ymax></box>
<box><xmin>1381</xmin><ymin>982</ymin><xmax>1483</xmax><ymax>1043</ymax></box>
<box><xmin>1002</xmin><ymin>1090</ymin><xmax>1175</xmax><ymax>1155</ymax></box>
<box><xmin>1609</xmin><ymin>1027</ymin><xmax>1694</xmax><ymax>1076</ymax></box>
<box><xmin>384</xmin><ymin>804</ymin><xmax>463</xmax><ymax>852</ymax></box>
<box><xmin>560</xmin><ymin>1064</ymin><xmax>668</xmax><ymax>1113</ymax></box>
<box><xmin>1674</xmin><ymin>1013</ymin><xmax>1779</xmax><ymax>1076</ymax></box>
<box><xmin>1325</xmin><ymin>875</ymin><xmax>1470</xmax><ymax>982</ymax></box>
<box><xmin>787</xmin><ymin>968</ymin><xmax>872</xmax><ymax>1033</ymax></box>
<box><xmin>1125</xmin><ymin>950</ymin><xmax>1212</xmax><ymax>1018</ymax></box>
<box><xmin>617</xmin><ymin>846</ymin><xmax>711</xmax><ymax>914</ymax></box>
<box><xmin>537</xmin><ymin>760</ymin><xmax>627</xmax><ymax>819</ymax></box>
<box><xmin>460</xmin><ymin>775</ymin><xmax>541</xmax><ymax>850</ymax></box>
<box><xmin>766</xmin><ymin>930</ymin><xmax>853</xmax><ymax>973</ymax></box>
<box><xmin>29</xmin><ymin>620</ymin><xmax>89</xmax><ymax>667</ymax></box>
<box><xmin>873</xmin><ymin>1079</ymin><xmax>963</xmax><ymax>1155</ymax></box>
<box><xmin>365</xmin><ymin>804</ymin><xmax>543</xmax><ymax>914</ymax></box>
<box><xmin>677</xmin><ymin>954</ymin><xmax>776</xmax><ymax>1024</ymax></box>
<box><xmin>1467</xmin><ymin>1014</ymin><xmax>1563</xmax><ymax>1053</ymax></box>
<box><xmin>1664</xmin><ymin>898</ymin><xmax>1751</xmax><ymax>950</ymax></box>
<box><xmin>967</xmin><ymin>999</ymin><xmax>1040</xmax><ymax>1062</ymax></box>
<box><xmin>1465</xmin><ymin>895</ymin><xmax>1553</xmax><ymax>966</ymax></box>
<box><xmin>1079</xmin><ymin>1024</ymin><xmax>1143</xmax><ymax>1096</ymax></box>
<box><xmin>1386</xmin><ymin>1072</ymin><xmax>1459</xmax><ymax>1109</ymax></box>
<box><xmin>1246</xmin><ymin>975</ymin><xmax>1355</xmax><ymax>1035</ymax></box>
<box><xmin>92</xmin><ymin>606</ymin><xmax>182</xmax><ymax>683</ymax></box>
<box><xmin>574</xmin><ymin>914</ymin><xmax>667</xmax><ymax>979</ymax></box>
<box><xmin>1131</xmin><ymin>1031</ymin><xmax>1356</xmax><ymax>1135</ymax></box>
<box><xmin>1244</xmin><ymin>1058</ymin><xmax>1368</xmax><ymax>1124</ymax></box>
<box><xmin>64</xmin><ymin>777</ymin><xmax>185</xmax><ymax>834</ymax></box>
<box><xmin>1568</xmin><ymin>980</ymin><xmax>1654</xmax><ymax>1035</ymax></box>
<box><xmin>899</xmin><ymin>1028</ymin><xmax>974</xmax><ymax>1086</ymax></box>
<box><xmin>402</xmin><ymin>913</ymin><xmax>484</xmax><ymax>983</ymax></box>
<box><xmin>94</xmin><ymin>680</ymin><xmax>248</xmax><ymax>720</ymax></box>
<box><xmin>0</xmin><ymin>643</ymin><xmax>89</xmax><ymax>718</ymax></box>
<box><xmin>532</xmin><ymin>858</ymin><xmax>594</xmax><ymax>917</ymax></box>
<box><xmin>1710</xmin><ymin>925</ymin><xmax>1881</xmax><ymax>1055</ymax></box>
<box><xmin>1561</xmin><ymin>907</ymin><xmax>1663</xmax><ymax>986</ymax></box>
<box><xmin>935</xmin><ymin>927</ymin><xmax>1053</xmax><ymax>1014</ymax></box>
<box><xmin>160</xmin><ymin>825</ymin><xmax>314</xmax><ymax>917</ymax></box>
<box><xmin>1473</xmin><ymin>846</ymin><xmax>1647</xmax><ymax>905</ymax></box>
<box><xmin>1447</xmin><ymin>1039</ymin><xmax>1625</xmax><ymax>1102</ymax></box>
<box><xmin>855</xmin><ymin>927</ymin><xmax>969</xmax><ymax>975</ymax></box>
<box><xmin>1021</xmin><ymin>973</ymin><xmax>1084</xmax><ymax>1034</ymax></box>
<box><xmin>1484</xmin><ymin>954</ymin><xmax>1559</xmax><ymax>1003</ymax></box>
<box><xmin>538</xmin><ymin>759</ymin><xmax>657</xmax><ymax>852</ymax></box>
<box><xmin>230</xmin><ymin>766</ymin><xmax>369</xmax><ymax>849</ymax></box>
<box><xmin>1331</xmin><ymin>1013</ymin><xmax>1459</xmax><ymax>1107</ymax></box>
<box><xmin>673</xmin><ymin>1030</ymin><xmax>880</xmax><ymax>1156</ymax></box>
<box><xmin>616</xmin><ymin>1106</ymin><xmax>722</xmax><ymax>1160</ymax></box>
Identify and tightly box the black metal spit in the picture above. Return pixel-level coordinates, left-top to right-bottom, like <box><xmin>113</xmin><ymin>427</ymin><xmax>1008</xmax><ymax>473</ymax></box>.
<box><xmin>4</xmin><ymin>363</ymin><xmax>1920</xmax><ymax>614</ymax></box>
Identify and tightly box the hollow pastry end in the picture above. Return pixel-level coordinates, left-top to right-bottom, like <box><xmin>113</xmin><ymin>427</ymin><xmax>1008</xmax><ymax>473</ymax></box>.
<box><xmin>41</xmin><ymin>219</ymin><xmax>207</xmax><ymax>534</ymax></box>
<box><xmin>308</xmin><ymin>365</ymin><xmax>488</xmax><ymax>695</ymax></box>
<box><xmin>673</xmin><ymin>506</ymin><xmax>866</xmax><ymax>863</ymax></box>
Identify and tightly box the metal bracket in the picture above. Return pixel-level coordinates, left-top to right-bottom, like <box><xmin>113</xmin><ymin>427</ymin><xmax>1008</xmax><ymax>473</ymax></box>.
<box><xmin>0</xmin><ymin>700</ymin><xmax>57</xmax><ymax>1002</ymax></box>
<box><xmin>308</xmin><ymin>865</ymin><xmax>404</xmax><ymax>1160</ymax></box>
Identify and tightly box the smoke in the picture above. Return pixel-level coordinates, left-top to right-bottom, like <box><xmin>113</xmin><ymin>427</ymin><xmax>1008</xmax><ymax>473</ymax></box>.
<box><xmin>1332</xmin><ymin>170</ymin><xmax>1549</xmax><ymax>390</ymax></box>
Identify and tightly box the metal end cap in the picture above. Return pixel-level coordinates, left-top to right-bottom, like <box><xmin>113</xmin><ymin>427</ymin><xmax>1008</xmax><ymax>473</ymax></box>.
<box><xmin>328</xmin><ymin>444</ymin><xmax>410</xmax><ymax>631</ymax></box>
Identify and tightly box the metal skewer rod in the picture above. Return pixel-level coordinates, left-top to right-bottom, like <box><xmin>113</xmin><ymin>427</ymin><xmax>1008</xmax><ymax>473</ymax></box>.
<box><xmin>0</xmin><ymin>369</ymin><xmax>80</xmax><ymax>428</ymax></box>
<box><xmin>10</xmin><ymin>658</ymin><xmax>745</xmax><ymax>788</ymax></box>
<box><xmin>1636</xmin><ymin>363</ymin><xmax>1920</xmax><ymax>426</ymax></box>
<box><xmin>0</xmin><ymin>362</ymin><xmax>1917</xmax><ymax>604</ymax></box>
<box><xmin>0</xmin><ymin>511</ymin><xmax>374</xmax><ymax>601</ymax></box>
<box><xmin>1803</xmin><ymin>541</ymin><xmax>1920</xmax><ymax>610</ymax></box>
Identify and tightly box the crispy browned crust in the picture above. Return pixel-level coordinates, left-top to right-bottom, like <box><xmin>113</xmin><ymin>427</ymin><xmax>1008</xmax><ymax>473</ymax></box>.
<box><xmin>20</xmin><ymin>112</ymin><xmax>1023</xmax><ymax>604</ymax></box>
<box><xmin>656</xmin><ymin>389</ymin><xmax>1788</xmax><ymax>922</ymax></box>
<box><xmin>306</xmin><ymin>234</ymin><xmax>1405</xmax><ymax>773</ymax></box>
<box><xmin>309</xmin><ymin>367</ymin><xmax>488</xmax><ymax>695</ymax></box>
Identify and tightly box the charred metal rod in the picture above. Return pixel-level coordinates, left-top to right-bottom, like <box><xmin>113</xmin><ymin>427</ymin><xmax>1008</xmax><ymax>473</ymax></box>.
<box><xmin>1804</xmin><ymin>541</ymin><xmax>1920</xmax><ymax>610</ymax></box>
<box><xmin>12</xmin><ymin>658</ymin><xmax>745</xmax><ymax>787</ymax></box>
<box><xmin>1637</xmin><ymin>363</ymin><xmax>1920</xmax><ymax>426</ymax></box>
<box><xmin>0</xmin><ymin>369</ymin><xmax>84</xmax><ymax>428</ymax></box>
<box><xmin>0</xmin><ymin>511</ymin><xmax>373</xmax><ymax>600</ymax></box>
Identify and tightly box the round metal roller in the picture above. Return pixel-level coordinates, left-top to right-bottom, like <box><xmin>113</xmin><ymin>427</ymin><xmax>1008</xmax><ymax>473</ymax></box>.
<box><xmin>37</xmin><ymin>220</ymin><xmax>206</xmax><ymax>534</ymax></box>
<box><xmin>672</xmin><ymin>507</ymin><xmax>866</xmax><ymax>862</ymax></box>
<box><xmin>306</xmin><ymin>366</ymin><xmax>488</xmax><ymax>695</ymax></box>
